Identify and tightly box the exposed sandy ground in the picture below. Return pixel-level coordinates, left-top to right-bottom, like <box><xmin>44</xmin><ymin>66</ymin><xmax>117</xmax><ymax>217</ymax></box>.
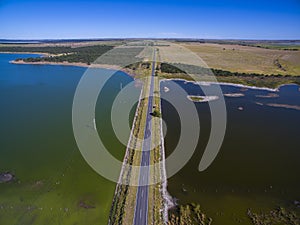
<box><xmin>10</xmin><ymin>60</ymin><xmax>138</xmax><ymax>79</ymax></box>
<box><xmin>10</xmin><ymin>59</ymin><xmax>122</xmax><ymax>70</ymax></box>
<box><xmin>0</xmin><ymin>51</ymin><xmax>50</xmax><ymax>56</ymax></box>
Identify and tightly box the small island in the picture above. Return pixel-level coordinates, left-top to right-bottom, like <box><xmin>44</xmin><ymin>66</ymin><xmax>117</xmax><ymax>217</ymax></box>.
<box><xmin>187</xmin><ymin>95</ymin><xmax>219</xmax><ymax>102</ymax></box>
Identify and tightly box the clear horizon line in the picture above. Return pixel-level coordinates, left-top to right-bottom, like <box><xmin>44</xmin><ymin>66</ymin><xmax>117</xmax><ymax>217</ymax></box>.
<box><xmin>1</xmin><ymin>37</ymin><xmax>300</xmax><ymax>41</ymax></box>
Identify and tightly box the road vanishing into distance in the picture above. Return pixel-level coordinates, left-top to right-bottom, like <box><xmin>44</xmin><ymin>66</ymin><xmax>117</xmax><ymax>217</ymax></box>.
<box><xmin>133</xmin><ymin>51</ymin><xmax>156</xmax><ymax>225</ymax></box>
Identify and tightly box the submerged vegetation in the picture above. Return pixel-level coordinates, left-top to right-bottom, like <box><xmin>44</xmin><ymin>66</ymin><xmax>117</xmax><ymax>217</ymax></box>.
<box><xmin>168</xmin><ymin>203</ymin><xmax>212</xmax><ymax>225</ymax></box>
<box><xmin>247</xmin><ymin>207</ymin><xmax>300</xmax><ymax>225</ymax></box>
<box><xmin>168</xmin><ymin>205</ymin><xmax>300</xmax><ymax>225</ymax></box>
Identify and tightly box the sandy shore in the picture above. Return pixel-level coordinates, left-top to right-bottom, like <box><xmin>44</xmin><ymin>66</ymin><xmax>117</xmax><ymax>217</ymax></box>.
<box><xmin>9</xmin><ymin>59</ymin><xmax>139</xmax><ymax>78</ymax></box>
<box><xmin>160</xmin><ymin>78</ymin><xmax>282</xmax><ymax>91</ymax></box>
<box><xmin>11</xmin><ymin>59</ymin><xmax>121</xmax><ymax>69</ymax></box>
<box><xmin>1</xmin><ymin>51</ymin><xmax>50</xmax><ymax>56</ymax></box>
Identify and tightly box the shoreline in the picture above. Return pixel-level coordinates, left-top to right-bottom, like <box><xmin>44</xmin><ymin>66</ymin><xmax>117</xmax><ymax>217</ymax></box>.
<box><xmin>10</xmin><ymin>59</ymin><xmax>122</xmax><ymax>70</ymax></box>
<box><xmin>5</xmin><ymin>54</ymin><xmax>298</xmax><ymax>91</ymax></box>
<box><xmin>1</xmin><ymin>51</ymin><xmax>49</xmax><ymax>56</ymax></box>
<box><xmin>9</xmin><ymin>59</ymin><xmax>138</xmax><ymax>78</ymax></box>
<box><xmin>160</xmin><ymin>78</ymin><xmax>286</xmax><ymax>92</ymax></box>
<box><xmin>108</xmin><ymin>85</ymin><xmax>144</xmax><ymax>224</ymax></box>
<box><xmin>158</xmin><ymin>80</ymin><xmax>174</xmax><ymax>222</ymax></box>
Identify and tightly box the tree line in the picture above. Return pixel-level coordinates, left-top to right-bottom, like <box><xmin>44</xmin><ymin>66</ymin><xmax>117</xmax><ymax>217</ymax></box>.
<box><xmin>3</xmin><ymin>45</ymin><xmax>113</xmax><ymax>64</ymax></box>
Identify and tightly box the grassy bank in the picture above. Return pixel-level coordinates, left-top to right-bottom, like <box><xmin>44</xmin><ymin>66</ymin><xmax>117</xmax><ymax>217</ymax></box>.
<box><xmin>158</xmin><ymin>63</ymin><xmax>300</xmax><ymax>89</ymax></box>
<box><xmin>148</xmin><ymin>68</ymin><xmax>167</xmax><ymax>225</ymax></box>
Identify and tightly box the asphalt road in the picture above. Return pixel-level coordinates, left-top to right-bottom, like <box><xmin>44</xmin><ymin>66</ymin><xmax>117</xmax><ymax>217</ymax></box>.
<box><xmin>133</xmin><ymin>51</ymin><xmax>156</xmax><ymax>225</ymax></box>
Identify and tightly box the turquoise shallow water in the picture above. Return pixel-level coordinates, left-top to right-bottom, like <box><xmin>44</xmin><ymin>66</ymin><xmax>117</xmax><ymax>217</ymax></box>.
<box><xmin>0</xmin><ymin>53</ymin><xmax>138</xmax><ymax>225</ymax></box>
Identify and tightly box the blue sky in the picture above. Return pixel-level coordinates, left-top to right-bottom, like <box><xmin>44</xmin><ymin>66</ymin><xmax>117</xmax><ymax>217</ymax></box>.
<box><xmin>0</xmin><ymin>0</ymin><xmax>299</xmax><ymax>39</ymax></box>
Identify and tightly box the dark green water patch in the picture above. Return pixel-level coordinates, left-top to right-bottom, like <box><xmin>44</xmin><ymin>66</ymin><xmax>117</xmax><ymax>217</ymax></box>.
<box><xmin>162</xmin><ymin>81</ymin><xmax>300</xmax><ymax>225</ymax></box>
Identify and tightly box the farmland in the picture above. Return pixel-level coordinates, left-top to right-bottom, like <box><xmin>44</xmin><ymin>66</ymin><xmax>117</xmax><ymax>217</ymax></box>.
<box><xmin>176</xmin><ymin>42</ymin><xmax>300</xmax><ymax>76</ymax></box>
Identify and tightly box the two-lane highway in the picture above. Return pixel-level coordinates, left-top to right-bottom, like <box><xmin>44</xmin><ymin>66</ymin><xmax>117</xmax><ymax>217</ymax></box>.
<box><xmin>133</xmin><ymin>50</ymin><xmax>156</xmax><ymax>225</ymax></box>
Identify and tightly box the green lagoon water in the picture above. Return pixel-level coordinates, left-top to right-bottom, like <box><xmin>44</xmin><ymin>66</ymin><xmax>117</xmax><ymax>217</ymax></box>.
<box><xmin>1</xmin><ymin>53</ymin><xmax>300</xmax><ymax>225</ymax></box>
<box><xmin>161</xmin><ymin>80</ymin><xmax>300</xmax><ymax>225</ymax></box>
<box><xmin>0</xmin><ymin>53</ymin><xmax>137</xmax><ymax>225</ymax></box>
